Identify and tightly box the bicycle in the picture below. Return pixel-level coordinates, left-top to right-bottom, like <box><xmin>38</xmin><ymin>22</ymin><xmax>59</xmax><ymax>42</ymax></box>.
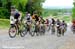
<box><xmin>34</xmin><ymin>22</ymin><xmax>40</xmax><ymax>36</ymax></box>
<box><xmin>56</xmin><ymin>25</ymin><xmax>61</xmax><ymax>37</ymax></box>
<box><xmin>21</xmin><ymin>21</ymin><xmax>34</xmax><ymax>37</ymax></box>
<box><xmin>39</xmin><ymin>23</ymin><xmax>46</xmax><ymax>35</ymax></box>
<box><xmin>9</xmin><ymin>20</ymin><xmax>26</xmax><ymax>38</ymax></box>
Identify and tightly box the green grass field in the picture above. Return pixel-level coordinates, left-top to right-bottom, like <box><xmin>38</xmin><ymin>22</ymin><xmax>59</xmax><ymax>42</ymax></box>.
<box><xmin>0</xmin><ymin>19</ymin><xmax>10</xmax><ymax>29</ymax></box>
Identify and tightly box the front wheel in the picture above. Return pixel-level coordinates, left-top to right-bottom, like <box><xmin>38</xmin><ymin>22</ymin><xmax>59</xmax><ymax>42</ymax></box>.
<box><xmin>57</xmin><ymin>28</ymin><xmax>61</xmax><ymax>37</ymax></box>
<box><xmin>20</xmin><ymin>29</ymin><xmax>27</xmax><ymax>37</ymax></box>
<box><xmin>20</xmin><ymin>25</ymin><xmax>27</xmax><ymax>37</ymax></box>
<box><xmin>9</xmin><ymin>25</ymin><xmax>17</xmax><ymax>38</ymax></box>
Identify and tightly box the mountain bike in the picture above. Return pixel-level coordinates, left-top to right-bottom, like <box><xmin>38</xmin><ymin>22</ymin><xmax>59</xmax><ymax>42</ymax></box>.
<box><xmin>9</xmin><ymin>20</ymin><xmax>26</xmax><ymax>38</ymax></box>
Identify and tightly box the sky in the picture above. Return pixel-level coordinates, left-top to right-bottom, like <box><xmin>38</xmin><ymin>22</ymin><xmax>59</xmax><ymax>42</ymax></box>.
<box><xmin>43</xmin><ymin>0</ymin><xmax>74</xmax><ymax>8</ymax></box>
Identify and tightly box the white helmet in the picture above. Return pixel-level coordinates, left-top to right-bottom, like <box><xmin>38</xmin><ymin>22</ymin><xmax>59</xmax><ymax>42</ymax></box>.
<box><xmin>27</xmin><ymin>13</ymin><xmax>31</xmax><ymax>16</ymax></box>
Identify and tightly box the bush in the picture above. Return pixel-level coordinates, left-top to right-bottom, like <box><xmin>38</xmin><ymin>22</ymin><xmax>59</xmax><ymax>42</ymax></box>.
<box><xmin>0</xmin><ymin>8</ymin><xmax>9</xmax><ymax>19</ymax></box>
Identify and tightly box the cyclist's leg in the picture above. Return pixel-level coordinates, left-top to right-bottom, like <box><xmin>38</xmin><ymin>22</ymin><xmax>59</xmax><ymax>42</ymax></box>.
<box><xmin>15</xmin><ymin>19</ymin><xmax>18</xmax><ymax>30</ymax></box>
<box><xmin>15</xmin><ymin>19</ymin><xmax>20</xmax><ymax>34</ymax></box>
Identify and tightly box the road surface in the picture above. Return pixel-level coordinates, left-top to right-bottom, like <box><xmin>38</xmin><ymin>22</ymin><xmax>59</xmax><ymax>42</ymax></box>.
<box><xmin>0</xmin><ymin>23</ymin><xmax>75</xmax><ymax>49</ymax></box>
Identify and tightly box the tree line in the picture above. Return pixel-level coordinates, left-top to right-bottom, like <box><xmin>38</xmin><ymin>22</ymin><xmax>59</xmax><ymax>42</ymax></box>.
<box><xmin>0</xmin><ymin>0</ymin><xmax>45</xmax><ymax>19</ymax></box>
<box><xmin>42</xmin><ymin>8</ymin><xmax>72</xmax><ymax>17</ymax></box>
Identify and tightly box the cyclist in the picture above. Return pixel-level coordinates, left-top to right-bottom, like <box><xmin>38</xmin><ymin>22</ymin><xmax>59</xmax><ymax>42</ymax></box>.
<box><xmin>51</xmin><ymin>18</ymin><xmax>56</xmax><ymax>28</ymax></box>
<box><xmin>45</xmin><ymin>19</ymin><xmax>49</xmax><ymax>26</ymax></box>
<box><xmin>56</xmin><ymin>19</ymin><xmax>61</xmax><ymax>36</ymax></box>
<box><xmin>56</xmin><ymin>19</ymin><xmax>61</xmax><ymax>29</ymax></box>
<box><xmin>25</xmin><ymin>13</ymin><xmax>32</xmax><ymax>31</ymax></box>
<box><xmin>32</xmin><ymin>13</ymin><xmax>40</xmax><ymax>26</ymax></box>
<box><xmin>10</xmin><ymin>6</ymin><xmax>21</xmax><ymax>30</ymax></box>
<box><xmin>56</xmin><ymin>19</ymin><xmax>61</xmax><ymax>26</ymax></box>
<box><xmin>44</xmin><ymin>19</ymin><xmax>50</xmax><ymax>31</ymax></box>
<box><xmin>61</xmin><ymin>20</ymin><xmax>67</xmax><ymax>32</ymax></box>
<box><xmin>51</xmin><ymin>18</ymin><xmax>56</xmax><ymax>26</ymax></box>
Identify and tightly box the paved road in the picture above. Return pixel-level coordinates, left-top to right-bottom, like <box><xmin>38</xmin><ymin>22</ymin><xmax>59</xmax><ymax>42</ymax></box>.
<box><xmin>0</xmin><ymin>24</ymin><xmax>75</xmax><ymax>49</ymax></box>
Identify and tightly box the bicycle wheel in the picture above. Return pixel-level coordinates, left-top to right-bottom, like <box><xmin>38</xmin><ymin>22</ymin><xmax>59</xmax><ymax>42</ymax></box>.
<box><xmin>57</xmin><ymin>28</ymin><xmax>61</xmax><ymax>37</ymax></box>
<box><xmin>51</xmin><ymin>26</ymin><xmax>55</xmax><ymax>34</ymax></box>
<box><xmin>20</xmin><ymin>25</ymin><xmax>27</xmax><ymax>37</ymax></box>
<box><xmin>9</xmin><ymin>25</ymin><xmax>17</xmax><ymax>38</ymax></box>
<box><xmin>30</xmin><ymin>25</ymin><xmax>35</xmax><ymax>36</ymax></box>
<box><xmin>29</xmin><ymin>26</ymin><xmax>35</xmax><ymax>37</ymax></box>
<box><xmin>40</xmin><ymin>25</ymin><xmax>45</xmax><ymax>35</ymax></box>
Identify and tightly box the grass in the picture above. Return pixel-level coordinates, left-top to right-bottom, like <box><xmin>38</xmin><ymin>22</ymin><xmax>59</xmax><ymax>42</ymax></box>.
<box><xmin>62</xmin><ymin>16</ymin><xmax>72</xmax><ymax>23</ymax></box>
<box><xmin>43</xmin><ymin>16</ymin><xmax>71</xmax><ymax>23</ymax></box>
<box><xmin>0</xmin><ymin>19</ymin><xmax>10</xmax><ymax>29</ymax></box>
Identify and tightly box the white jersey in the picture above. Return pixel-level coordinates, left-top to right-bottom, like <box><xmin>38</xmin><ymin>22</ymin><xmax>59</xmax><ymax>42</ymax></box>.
<box><xmin>10</xmin><ymin>16</ymin><xmax>15</xmax><ymax>24</ymax></box>
<box><xmin>48</xmin><ymin>19</ymin><xmax>52</xmax><ymax>24</ymax></box>
<box><xmin>26</xmin><ymin>16</ymin><xmax>32</xmax><ymax>21</ymax></box>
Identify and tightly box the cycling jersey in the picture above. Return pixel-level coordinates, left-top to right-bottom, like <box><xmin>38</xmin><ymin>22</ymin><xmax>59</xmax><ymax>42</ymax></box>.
<box><xmin>51</xmin><ymin>19</ymin><xmax>55</xmax><ymax>24</ymax></box>
<box><xmin>35</xmin><ymin>15</ymin><xmax>39</xmax><ymax>21</ymax></box>
<box><xmin>11</xmin><ymin>9</ymin><xmax>20</xmax><ymax>19</ymax></box>
<box><xmin>32</xmin><ymin>15</ymin><xmax>35</xmax><ymax>19</ymax></box>
<box><xmin>57</xmin><ymin>21</ymin><xmax>61</xmax><ymax>25</ymax></box>
<box><xmin>25</xmin><ymin>14</ymin><xmax>32</xmax><ymax>22</ymax></box>
<box><xmin>10</xmin><ymin>9</ymin><xmax>21</xmax><ymax>24</ymax></box>
<box><xmin>61</xmin><ymin>22</ymin><xmax>67</xmax><ymax>27</ymax></box>
<box><xmin>45</xmin><ymin>19</ymin><xmax>49</xmax><ymax>24</ymax></box>
<box><xmin>10</xmin><ymin>16</ymin><xmax>15</xmax><ymax>24</ymax></box>
<box><xmin>32</xmin><ymin>14</ymin><xmax>39</xmax><ymax>22</ymax></box>
<box><xmin>14</xmin><ymin>13</ymin><xmax>20</xmax><ymax>19</ymax></box>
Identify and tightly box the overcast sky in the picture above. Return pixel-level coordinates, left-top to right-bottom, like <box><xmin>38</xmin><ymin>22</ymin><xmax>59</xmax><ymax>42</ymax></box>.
<box><xmin>43</xmin><ymin>0</ymin><xmax>74</xmax><ymax>8</ymax></box>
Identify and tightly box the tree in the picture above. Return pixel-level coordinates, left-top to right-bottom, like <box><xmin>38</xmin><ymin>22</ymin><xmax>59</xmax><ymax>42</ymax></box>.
<box><xmin>18</xmin><ymin>3</ymin><xmax>23</xmax><ymax>11</ymax></box>
<box><xmin>25</xmin><ymin>0</ymin><xmax>45</xmax><ymax>15</ymax></box>
<box><xmin>12</xmin><ymin>0</ymin><xmax>28</xmax><ymax>12</ymax></box>
<box><xmin>0</xmin><ymin>0</ymin><xmax>45</xmax><ymax>19</ymax></box>
<box><xmin>0</xmin><ymin>0</ymin><xmax>2</xmax><ymax>7</ymax></box>
<box><xmin>72</xmin><ymin>1</ymin><xmax>75</xmax><ymax>20</ymax></box>
<box><xmin>6</xmin><ymin>0</ymin><xmax>11</xmax><ymax>12</ymax></box>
